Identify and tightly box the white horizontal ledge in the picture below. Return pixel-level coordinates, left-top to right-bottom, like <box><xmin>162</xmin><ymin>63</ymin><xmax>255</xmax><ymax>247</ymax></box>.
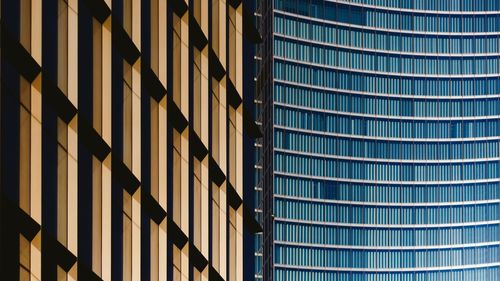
<box><xmin>274</xmin><ymin>240</ymin><xmax>500</xmax><ymax>251</ymax></box>
<box><xmin>274</xmin><ymin>148</ymin><xmax>500</xmax><ymax>164</ymax></box>
<box><xmin>275</xmin><ymin>33</ymin><xmax>500</xmax><ymax>58</ymax></box>
<box><xmin>274</xmin><ymin>79</ymin><xmax>500</xmax><ymax>100</ymax></box>
<box><xmin>274</xmin><ymin>262</ymin><xmax>500</xmax><ymax>272</ymax></box>
<box><xmin>275</xmin><ymin>9</ymin><xmax>500</xmax><ymax>36</ymax></box>
<box><xmin>274</xmin><ymin>102</ymin><xmax>500</xmax><ymax>121</ymax></box>
<box><xmin>274</xmin><ymin>124</ymin><xmax>500</xmax><ymax>143</ymax></box>
<box><xmin>274</xmin><ymin>171</ymin><xmax>500</xmax><ymax>185</ymax></box>
<box><xmin>273</xmin><ymin>193</ymin><xmax>500</xmax><ymax>207</ymax></box>
<box><xmin>274</xmin><ymin>216</ymin><xmax>500</xmax><ymax>228</ymax></box>
<box><xmin>328</xmin><ymin>0</ymin><xmax>500</xmax><ymax>15</ymax></box>
<box><xmin>275</xmin><ymin>56</ymin><xmax>500</xmax><ymax>79</ymax></box>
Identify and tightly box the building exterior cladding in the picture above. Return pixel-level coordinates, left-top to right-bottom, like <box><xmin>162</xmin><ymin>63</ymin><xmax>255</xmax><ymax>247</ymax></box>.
<box><xmin>0</xmin><ymin>0</ymin><xmax>262</xmax><ymax>280</ymax></box>
<box><xmin>255</xmin><ymin>0</ymin><xmax>500</xmax><ymax>280</ymax></box>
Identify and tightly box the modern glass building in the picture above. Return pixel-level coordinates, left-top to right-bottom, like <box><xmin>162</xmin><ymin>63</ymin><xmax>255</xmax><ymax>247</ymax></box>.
<box><xmin>255</xmin><ymin>0</ymin><xmax>500</xmax><ymax>280</ymax></box>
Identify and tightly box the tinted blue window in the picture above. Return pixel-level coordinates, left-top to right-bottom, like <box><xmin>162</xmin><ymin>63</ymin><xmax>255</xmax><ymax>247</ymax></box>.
<box><xmin>266</xmin><ymin>1</ymin><xmax>500</xmax><ymax>280</ymax></box>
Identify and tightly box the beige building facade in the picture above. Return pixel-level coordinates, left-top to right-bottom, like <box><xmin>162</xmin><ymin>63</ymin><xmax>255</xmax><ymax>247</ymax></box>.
<box><xmin>0</xmin><ymin>0</ymin><xmax>261</xmax><ymax>280</ymax></box>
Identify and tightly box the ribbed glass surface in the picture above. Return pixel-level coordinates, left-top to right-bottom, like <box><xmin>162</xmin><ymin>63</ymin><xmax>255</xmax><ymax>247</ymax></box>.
<box><xmin>271</xmin><ymin>0</ymin><xmax>500</xmax><ymax>280</ymax></box>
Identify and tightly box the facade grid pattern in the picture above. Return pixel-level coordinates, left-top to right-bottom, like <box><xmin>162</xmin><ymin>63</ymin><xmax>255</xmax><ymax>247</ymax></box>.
<box><xmin>0</xmin><ymin>0</ymin><xmax>262</xmax><ymax>280</ymax></box>
<box><xmin>256</xmin><ymin>0</ymin><xmax>500</xmax><ymax>280</ymax></box>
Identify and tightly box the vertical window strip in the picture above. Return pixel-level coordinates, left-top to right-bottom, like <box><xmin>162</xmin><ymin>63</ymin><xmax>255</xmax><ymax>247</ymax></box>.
<box><xmin>92</xmin><ymin>18</ymin><xmax>104</xmax><ymax>277</ymax></box>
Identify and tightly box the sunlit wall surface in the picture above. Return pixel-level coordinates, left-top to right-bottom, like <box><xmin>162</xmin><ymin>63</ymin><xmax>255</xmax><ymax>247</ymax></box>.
<box><xmin>0</xmin><ymin>0</ymin><xmax>262</xmax><ymax>280</ymax></box>
<box><xmin>257</xmin><ymin>0</ymin><xmax>500</xmax><ymax>280</ymax></box>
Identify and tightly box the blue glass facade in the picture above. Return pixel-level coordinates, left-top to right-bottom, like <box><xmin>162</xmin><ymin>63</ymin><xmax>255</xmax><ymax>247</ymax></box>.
<box><xmin>255</xmin><ymin>0</ymin><xmax>500</xmax><ymax>280</ymax></box>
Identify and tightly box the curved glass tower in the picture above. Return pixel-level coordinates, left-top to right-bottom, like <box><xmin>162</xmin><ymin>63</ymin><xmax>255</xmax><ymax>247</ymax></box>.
<box><xmin>254</xmin><ymin>0</ymin><xmax>500</xmax><ymax>280</ymax></box>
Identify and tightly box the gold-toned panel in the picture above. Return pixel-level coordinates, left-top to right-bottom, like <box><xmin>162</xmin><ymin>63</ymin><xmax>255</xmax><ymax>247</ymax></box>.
<box><xmin>5</xmin><ymin>0</ymin><xmax>258</xmax><ymax>280</ymax></box>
